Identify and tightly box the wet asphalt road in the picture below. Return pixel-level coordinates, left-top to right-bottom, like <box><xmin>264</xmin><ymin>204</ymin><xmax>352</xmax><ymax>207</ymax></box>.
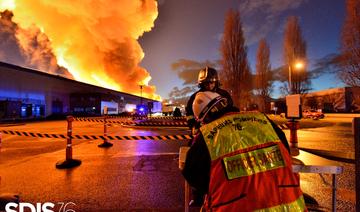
<box><xmin>0</xmin><ymin>119</ymin><xmax>190</xmax><ymax>211</ymax></box>
<box><xmin>0</xmin><ymin>116</ymin><xmax>357</xmax><ymax>211</ymax></box>
<box><xmin>285</xmin><ymin>117</ymin><xmax>355</xmax><ymax>211</ymax></box>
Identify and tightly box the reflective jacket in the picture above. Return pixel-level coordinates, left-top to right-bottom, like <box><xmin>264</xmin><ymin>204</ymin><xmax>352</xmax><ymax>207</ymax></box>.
<box><xmin>199</xmin><ymin>112</ymin><xmax>306</xmax><ymax>211</ymax></box>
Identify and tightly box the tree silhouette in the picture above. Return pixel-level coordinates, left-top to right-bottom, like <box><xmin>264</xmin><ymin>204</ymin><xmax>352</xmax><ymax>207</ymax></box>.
<box><xmin>339</xmin><ymin>0</ymin><xmax>360</xmax><ymax>86</ymax></box>
<box><xmin>255</xmin><ymin>39</ymin><xmax>273</xmax><ymax>112</ymax></box>
<box><xmin>283</xmin><ymin>16</ymin><xmax>310</xmax><ymax>94</ymax></box>
<box><xmin>220</xmin><ymin>9</ymin><xmax>251</xmax><ymax>110</ymax></box>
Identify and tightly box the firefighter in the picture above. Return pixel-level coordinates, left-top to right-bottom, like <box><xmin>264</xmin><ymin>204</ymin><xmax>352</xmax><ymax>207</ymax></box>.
<box><xmin>185</xmin><ymin>66</ymin><xmax>233</xmax><ymax>134</ymax></box>
<box><xmin>185</xmin><ymin>67</ymin><xmax>234</xmax><ymax>206</ymax></box>
<box><xmin>182</xmin><ymin>91</ymin><xmax>306</xmax><ymax>211</ymax></box>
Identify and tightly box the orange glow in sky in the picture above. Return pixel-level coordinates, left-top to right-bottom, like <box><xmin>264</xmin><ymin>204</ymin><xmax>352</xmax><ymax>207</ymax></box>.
<box><xmin>0</xmin><ymin>0</ymin><xmax>161</xmax><ymax>100</ymax></box>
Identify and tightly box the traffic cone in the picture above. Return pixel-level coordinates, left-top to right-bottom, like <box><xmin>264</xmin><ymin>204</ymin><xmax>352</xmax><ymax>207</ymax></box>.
<box><xmin>98</xmin><ymin>115</ymin><xmax>113</xmax><ymax>148</ymax></box>
<box><xmin>56</xmin><ymin>116</ymin><xmax>81</xmax><ymax>169</ymax></box>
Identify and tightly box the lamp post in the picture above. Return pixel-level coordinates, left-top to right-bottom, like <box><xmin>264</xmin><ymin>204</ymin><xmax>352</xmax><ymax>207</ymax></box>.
<box><xmin>287</xmin><ymin>60</ymin><xmax>304</xmax><ymax>156</ymax></box>
<box><xmin>139</xmin><ymin>85</ymin><xmax>143</xmax><ymax>105</ymax></box>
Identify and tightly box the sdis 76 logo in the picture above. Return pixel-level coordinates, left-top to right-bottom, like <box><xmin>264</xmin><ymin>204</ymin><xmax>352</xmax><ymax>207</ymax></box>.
<box><xmin>5</xmin><ymin>202</ymin><xmax>76</xmax><ymax>212</ymax></box>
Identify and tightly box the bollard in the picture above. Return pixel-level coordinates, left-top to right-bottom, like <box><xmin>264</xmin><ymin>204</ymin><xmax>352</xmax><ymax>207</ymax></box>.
<box><xmin>354</xmin><ymin>117</ymin><xmax>360</xmax><ymax>212</ymax></box>
<box><xmin>98</xmin><ymin>115</ymin><xmax>113</xmax><ymax>148</ymax></box>
<box><xmin>288</xmin><ymin>119</ymin><xmax>300</xmax><ymax>156</ymax></box>
<box><xmin>56</xmin><ymin>116</ymin><xmax>81</xmax><ymax>169</ymax></box>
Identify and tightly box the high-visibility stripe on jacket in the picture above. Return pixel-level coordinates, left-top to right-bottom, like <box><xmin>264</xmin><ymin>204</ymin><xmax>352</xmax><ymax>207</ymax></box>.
<box><xmin>200</xmin><ymin>112</ymin><xmax>306</xmax><ymax>212</ymax></box>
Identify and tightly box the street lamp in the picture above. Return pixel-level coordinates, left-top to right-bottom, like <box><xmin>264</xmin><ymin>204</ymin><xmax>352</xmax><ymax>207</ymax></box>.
<box><xmin>294</xmin><ymin>62</ymin><xmax>304</xmax><ymax>70</ymax></box>
<box><xmin>288</xmin><ymin>60</ymin><xmax>304</xmax><ymax>94</ymax></box>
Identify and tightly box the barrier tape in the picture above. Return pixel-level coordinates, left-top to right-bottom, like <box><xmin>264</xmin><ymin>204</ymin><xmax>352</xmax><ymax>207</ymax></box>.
<box><xmin>75</xmin><ymin>116</ymin><xmax>185</xmax><ymax>120</ymax></box>
<box><xmin>74</xmin><ymin>117</ymin><xmax>188</xmax><ymax>126</ymax></box>
<box><xmin>0</xmin><ymin>130</ymin><xmax>193</xmax><ymax>141</ymax></box>
<box><xmin>75</xmin><ymin>115</ymin><xmax>144</xmax><ymax>119</ymax></box>
<box><xmin>74</xmin><ymin>117</ymin><xmax>135</xmax><ymax>125</ymax></box>
<box><xmin>0</xmin><ymin>121</ymin><xmax>289</xmax><ymax>141</ymax></box>
<box><xmin>104</xmin><ymin>115</ymin><xmax>147</xmax><ymax>120</ymax></box>
<box><xmin>75</xmin><ymin>117</ymin><xmax>288</xmax><ymax>129</ymax></box>
<box><xmin>147</xmin><ymin>116</ymin><xmax>186</xmax><ymax>120</ymax></box>
<box><xmin>136</xmin><ymin>121</ymin><xmax>187</xmax><ymax>126</ymax></box>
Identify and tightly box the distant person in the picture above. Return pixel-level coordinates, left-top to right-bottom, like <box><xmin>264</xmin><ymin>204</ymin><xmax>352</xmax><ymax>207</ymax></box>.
<box><xmin>182</xmin><ymin>91</ymin><xmax>305</xmax><ymax>211</ymax></box>
<box><xmin>185</xmin><ymin>66</ymin><xmax>233</xmax><ymax>134</ymax></box>
<box><xmin>173</xmin><ymin>107</ymin><xmax>182</xmax><ymax>117</ymax></box>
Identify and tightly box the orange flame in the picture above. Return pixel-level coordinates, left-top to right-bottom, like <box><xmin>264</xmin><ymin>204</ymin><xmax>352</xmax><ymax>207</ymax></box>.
<box><xmin>0</xmin><ymin>0</ymin><xmax>161</xmax><ymax>100</ymax></box>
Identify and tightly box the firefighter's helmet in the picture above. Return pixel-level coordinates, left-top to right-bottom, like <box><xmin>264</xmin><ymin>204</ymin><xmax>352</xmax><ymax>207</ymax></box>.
<box><xmin>198</xmin><ymin>67</ymin><xmax>219</xmax><ymax>86</ymax></box>
<box><xmin>192</xmin><ymin>91</ymin><xmax>228</xmax><ymax>122</ymax></box>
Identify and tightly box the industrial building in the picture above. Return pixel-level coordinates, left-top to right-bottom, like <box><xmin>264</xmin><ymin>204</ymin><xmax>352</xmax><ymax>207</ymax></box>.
<box><xmin>0</xmin><ymin>61</ymin><xmax>161</xmax><ymax>120</ymax></box>
<box><xmin>302</xmin><ymin>87</ymin><xmax>360</xmax><ymax>113</ymax></box>
<box><xmin>270</xmin><ymin>86</ymin><xmax>360</xmax><ymax>114</ymax></box>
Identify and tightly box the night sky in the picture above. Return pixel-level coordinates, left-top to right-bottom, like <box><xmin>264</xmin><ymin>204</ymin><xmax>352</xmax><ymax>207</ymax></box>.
<box><xmin>139</xmin><ymin>0</ymin><xmax>346</xmax><ymax>99</ymax></box>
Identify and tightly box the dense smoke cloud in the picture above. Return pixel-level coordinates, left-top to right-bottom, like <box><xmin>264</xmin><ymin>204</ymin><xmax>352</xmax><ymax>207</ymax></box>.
<box><xmin>0</xmin><ymin>0</ymin><xmax>160</xmax><ymax>100</ymax></box>
<box><xmin>166</xmin><ymin>59</ymin><xmax>218</xmax><ymax>100</ymax></box>
<box><xmin>171</xmin><ymin>59</ymin><xmax>218</xmax><ymax>85</ymax></box>
<box><xmin>168</xmin><ymin>86</ymin><xmax>197</xmax><ymax>99</ymax></box>
<box><xmin>0</xmin><ymin>10</ymin><xmax>72</xmax><ymax>78</ymax></box>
